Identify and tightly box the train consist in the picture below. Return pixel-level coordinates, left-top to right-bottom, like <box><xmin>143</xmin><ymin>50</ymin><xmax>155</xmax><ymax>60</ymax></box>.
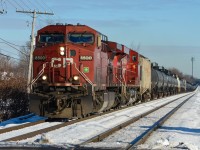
<box><xmin>30</xmin><ymin>23</ymin><xmax>195</xmax><ymax>118</ymax></box>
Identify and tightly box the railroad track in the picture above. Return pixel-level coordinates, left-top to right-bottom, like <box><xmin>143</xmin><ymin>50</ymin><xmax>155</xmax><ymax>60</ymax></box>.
<box><xmin>0</xmin><ymin>94</ymin><xmax>176</xmax><ymax>142</ymax></box>
<box><xmin>0</xmin><ymin>92</ymin><xmax>194</xmax><ymax>148</ymax></box>
<box><xmin>125</xmin><ymin>93</ymin><xmax>195</xmax><ymax>150</ymax></box>
<box><xmin>76</xmin><ymin>92</ymin><xmax>195</xmax><ymax>149</ymax></box>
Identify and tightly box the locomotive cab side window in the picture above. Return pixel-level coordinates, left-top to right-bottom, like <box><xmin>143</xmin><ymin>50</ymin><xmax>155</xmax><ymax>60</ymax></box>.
<box><xmin>132</xmin><ymin>56</ymin><xmax>137</xmax><ymax>62</ymax></box>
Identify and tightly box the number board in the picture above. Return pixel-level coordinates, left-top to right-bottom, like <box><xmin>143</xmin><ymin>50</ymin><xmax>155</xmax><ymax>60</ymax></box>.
<box><xmin>34</xmin><ymin>56</ymin><xmax>46</xmax><ymax>61</ymax></box>
<box><xmin>80</xmin><ymin>56</ymin><xmax>93</xmax><ymax>61</ymax></box>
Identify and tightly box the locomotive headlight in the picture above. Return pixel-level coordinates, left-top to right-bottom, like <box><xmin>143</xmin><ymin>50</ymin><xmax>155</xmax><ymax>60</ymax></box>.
<box><xmin>73</xmin><ymin>75</ymin><xmax>79</xmax><ymax>81</ymax></box>
<box><xmin>60</xmin><ymin>47</ymin><xmax>65</xmax><ymax>56</ymax></box>
<box><xmin>60</xmin><ymin>51</ymin><xmax>65</xmax><ymax>56</ymax></box>
<box><xmin>42</xmin><ymin>75</ymin><xmax>47</xmax><ymax>80</ymax></box>
<box><xmin>60</xmin><ymin>47</ymin><xmax>65</xmax><ymax>51</ymax></box>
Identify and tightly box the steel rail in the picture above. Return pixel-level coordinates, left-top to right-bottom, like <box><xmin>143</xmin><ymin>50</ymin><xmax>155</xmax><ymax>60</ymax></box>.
<box><xmin>76</xmin><ymin>93</ymin><xmax>193</xmax><ymax>148</ymax></box>
<box><xmin>2</xmin><ymin>94</ymin><xmax>168</xmax><ymax>141</ymax></box>
<box><xmin>0</xmin><ymin>113</ymin><xmax>45</xmax><ymax>134</ymax></box>
<box><xmin>125</xmin><ymin>93</ymin><xmax>195</xmax><ymax>150</ymax></box>
<box><xmin>3</xmin><ymin>102</ymin><xmax>144</xmax><ymax>141</ymax></box>
<box><xmin>2</xmin><ymin>93</ymin><xmax>192</xmax><ymax>142</ymax></box>
<box><xmin>0</xmin><ymin>120</ymin><xmax>45</xmax><ymax>134</ymax></box>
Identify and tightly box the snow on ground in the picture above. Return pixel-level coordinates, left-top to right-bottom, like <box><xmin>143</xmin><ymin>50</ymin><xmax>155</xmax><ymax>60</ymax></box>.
<box><xmin>0</xmin><ymin>113</ymin><xmax>46</xmax><ymax>129</ymax></box>
<box><xmin>0</xmin><ymin>91</ymin><xmax>197</xmax><ymax>149</ymax></box>
<box><xmin>82</xmin><ymin>92</ymin><xmax>195</xmax><ymax>149</ymax></box>
<box><xmin>136</xmin><ymin>88</ymin><xmax>200</xmax><ymax>150</ymax></box>
<box><xmin>13</xmin><ymin>93</ymin><xmax>192</xmax><ymax>147</ymax></box>
<box><xmin>0</xmin><ymin>121</ymin><xmax>62</xmax><ymax>141</ymax></box>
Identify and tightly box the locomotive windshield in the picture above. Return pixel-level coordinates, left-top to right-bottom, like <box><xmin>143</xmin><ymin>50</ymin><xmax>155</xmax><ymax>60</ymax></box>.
<box><xmin>39</xmin><ymin>34</ymin><xmax>64</xmax><ymax>43</ymax></box>
<box><xmin>67</xmin><ymin>33</ymin><xmax>94</xmax><ymax>44</ymax></box>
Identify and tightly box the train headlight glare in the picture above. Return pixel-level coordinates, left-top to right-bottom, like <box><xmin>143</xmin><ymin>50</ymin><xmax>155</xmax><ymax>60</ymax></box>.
<box><xmin>73</xmin><ymin>75</ymin><xmax>79</xmax><ymax>81</ymax></box>
<box><xmin>42</xmin><ymin>75</ymin><xmax>47</xmax><ymax>80</ymax></box>
<box><xmin>60</xmin><ymin>47</ymin><xmax>65</xmax><ymax>51</ymax></box>
<box><xmin>60</xmin><ymin>47</ymin><xmax>65</xmax><ymax>55</ymax></box>
<box><xmin>60</xmin><ymin>51</ymin><xmax>65</xmax><ymax>56</ymax></box>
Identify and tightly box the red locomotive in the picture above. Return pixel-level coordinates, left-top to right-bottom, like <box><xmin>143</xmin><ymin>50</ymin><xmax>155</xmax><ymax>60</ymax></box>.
<box><xmin>30</xmin><ymin>23</ymin><xmax>191</xmax><ymax>118</ymax></box>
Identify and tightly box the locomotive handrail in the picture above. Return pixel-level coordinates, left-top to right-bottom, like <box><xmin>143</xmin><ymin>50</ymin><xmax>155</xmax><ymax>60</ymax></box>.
<box><xmin>31</xmin><ymin>62</ymin><xmax>48</xmax><ymax>86</ymax></box>
<box><xmin>73</xmin><ymin>62</ymin><xmax>94</xmax><ymax>86</ymax></box>
<box><xmin>115</xmin><ymin>75</ymin><xmax>123</xmax><ymax>84</ymax></box>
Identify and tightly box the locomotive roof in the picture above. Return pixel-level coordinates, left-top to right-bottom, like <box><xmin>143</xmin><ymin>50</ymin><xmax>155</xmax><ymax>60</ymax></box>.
<box><xmin>38</xmin><ymin>23</ymin><xmax>99</xmax><ymax>33</ymax></box>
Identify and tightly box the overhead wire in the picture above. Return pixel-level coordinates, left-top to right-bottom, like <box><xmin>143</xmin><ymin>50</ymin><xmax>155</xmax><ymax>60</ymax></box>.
<box><xmin>7</xmin><ymin>0</ymin><xmax>32</xmax><ymax>17</ymax></box>
<box><xmin>6</xmin><ymin>0</ymin><xmax>58</xmax><ymax>25</ymax></box>
<box><xmin>3</xmin><ymin>0</ymin><xmax>7</xmax><ymax>13</ymax></box>
<box><xmin>0</xmin><ymin>0</ymin><xmax>4</xmax><ymax>12</ymax></box>
<box><xmin>0</xmin><ymin>46</ymin><xmax>29</xmax><ymax>63</ymax></box>
<box><xmin>34</xmin><ymin>0</ymin><xmax>47</xmax><ymax>11</ymax></box>
<box><xmin>12</xmin><ymin>0</ymin><xmax>24</xmax><ymax>10</ymax></box>
<box><xmin>37</xmin><ymin>0</ymin><xmax>54</xmax><ymax>13</ymax></box>
<box><xmin>0</xmin><ymin>38</ymin><xmax>29</xmax><ymax>47</ymax></box>
<box><xmin>36</xmin><ymin>0</ymin><xmax>61</xmax><ymax>22</ymax></box>
<box><xmin>0</xmin><ymin>46</ymin><xmax>18</xmax><ymax>55</ymax></box>
<box><xmin>7</xmin><ymin>0</ymin><xmax>17</xmax><ymax>10</ymax></box>
<box><xmin>0</xmin><ymin>48</ymin><xmax>19</xmax><ymax>56</ymax></box>
<box><xmin>0</xmin><ymin>37</ymin><xmax>29</xmax><ymax>56</ymax></box>
<box><xmin>20</xmin><ymin>0</ymin><xmax>32</xmax><ymax>11</ymax></box>
<box><xmin>0</xmin><ymin>52</ymin><xmax>26</xmax><ymax>62</ymax></box>
<box><xmin>26</xmin><ymin>0</ymin><xmax>40</xmax><ymax>11</ymax></box>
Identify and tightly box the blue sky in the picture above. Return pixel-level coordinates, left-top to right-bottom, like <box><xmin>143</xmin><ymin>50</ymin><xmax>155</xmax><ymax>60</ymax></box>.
<box><xmin>0</xmin><ymin>0</ymin><xmax>200</xmax><ymax>78</ymax></box>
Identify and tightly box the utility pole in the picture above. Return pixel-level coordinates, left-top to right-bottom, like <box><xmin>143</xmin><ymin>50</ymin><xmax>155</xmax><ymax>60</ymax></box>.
<box><xmin>191</xmin><ymin>57</ymin><xmax>195</xmax><ymax>78</ymax></box>
<box><xmin>16</xmin><ymin>10</ymin><xmax>54</xmax><ymax>93</ymax></box>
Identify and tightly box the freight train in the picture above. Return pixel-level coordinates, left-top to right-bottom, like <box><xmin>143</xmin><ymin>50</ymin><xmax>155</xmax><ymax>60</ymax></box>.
<box><xmin>29</xmin><ymin>23</ymin><xmax>194</xmax><ymax>118</ymax></box>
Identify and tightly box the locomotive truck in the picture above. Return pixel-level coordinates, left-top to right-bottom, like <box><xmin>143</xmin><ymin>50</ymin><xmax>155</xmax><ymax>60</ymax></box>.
<box><xmin>30</xmin><ymin>23</ymin><xmax>191</xmax><ymax>118</ymax></box>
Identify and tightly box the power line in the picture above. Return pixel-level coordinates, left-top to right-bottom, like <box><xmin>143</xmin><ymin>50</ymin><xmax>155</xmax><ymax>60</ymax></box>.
<box><xmin>20</xmin><ymin>0</ymin><xmax>32</xmax><ymax>10</ymax></box>
<box><xmin>0</xmin><ymin>37</ymin><xmax>28</xmax><ymax>56</ymax></box>
<box><xmin>13</xmin><ymin>0</ymin><xmax>24</xmax><ymax>10</ymax></box>
<box><xmin>35</xmin><ymin>0</ymin><xmax>60</xmax><ymax>22</ymax></box>
<box><xmin>34</xmin><ymin>0</ymin><xmax>47</xmax><ymax>11</ymax></box>
<box><xmin>26</xmin><ymin>0</ymin><xmax>40</xmax><ymax>11</ymax></box>
<box><xmin>0</xmin><ymin>0</ymin><xmax>7</xmax><ymax>14</ymax></box>
<box><xmin>37</xmin><ymin>0</ymin><xmax>54</xmax><ymax>13</ymax></box>
<box><xmin>0</xmin><ymin>37</ymin><xmax>29</xmax><ymax>47</ymax></box>
<box><xmin>0</xmin><ymin>52</ymin><xmax>25</xmax><ymax>62</ymax></box>
<box><xmin>6</xmin><ymin>0</ymin><xmax>17</xmax><ymax>9</ymax></box>
<box><xmin>0</xmin><ymin>47</ymin><xmax>19</xmax><ymax>56</ymax></box>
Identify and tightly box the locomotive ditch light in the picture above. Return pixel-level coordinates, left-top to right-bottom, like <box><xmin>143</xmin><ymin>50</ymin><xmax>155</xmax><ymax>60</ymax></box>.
<box><xmin>60</xmin><ymin>46</ymin><xmax>65</xmax><ymax>56</ymax></box>
<box><xmin>42</xmin><ymin>75</ymin><xmax>47</xmax><ymax>80</ymax></box>
<box><xmin>73</xmin><ymin>75</ymin><xmax>79</xmax><ymax>81</ymax></box>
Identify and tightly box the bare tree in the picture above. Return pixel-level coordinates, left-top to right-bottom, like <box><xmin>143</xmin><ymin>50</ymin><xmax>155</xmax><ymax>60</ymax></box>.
<box><xmin>130</xmin><ymin>41</ymin><xmax>141</xmax><ymax>52</ymax></box>
<box><xmin>168</xmin><ymin>67</ymin><xmax>184</xmax><ymax>79</ymax></box>
<box><xmin>168</xmin><ymin>67</ymin><xmax>198</xmax><ymax>84</ymax></box>
<box><xmin>17</xmin><ymin>41</ymin><xmax>31</xmax><ymax>79</ymax></box>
